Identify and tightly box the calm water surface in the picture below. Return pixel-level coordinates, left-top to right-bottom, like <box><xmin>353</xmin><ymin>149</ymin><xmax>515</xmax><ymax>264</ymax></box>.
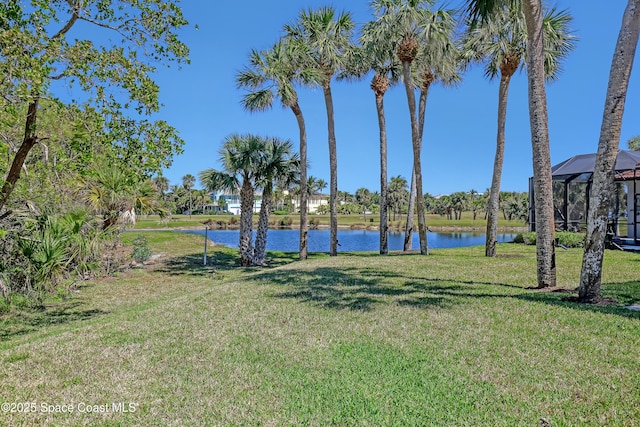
<box><xmin>179</xmin><ymin>229</ymin><xmax>517</xmax><ymax>253</ymax></box>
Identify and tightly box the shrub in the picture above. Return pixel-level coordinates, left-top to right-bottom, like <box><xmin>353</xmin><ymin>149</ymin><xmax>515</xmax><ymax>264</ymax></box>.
<box><xmin>131</xmin><ymin>235</ymin><xmax>152</xmax><ymax>263</ymax></box>
<box><xmin>273</xmin><ymin>210</ymin><xmax>288</xmax><ymax>216</ymax></box>
<box><xmin>556</xmin><ymin>232</ymin><xmax>586</xmax><ymax>248</ymax></box>
<box><xmin>514</xmin><ymin>231</ymin><xmax>585</xmax><ymax>248</ymax></box>
<box><xmin>228</xmin><ymin>216</ymin><xmax>238</xmax><ymax>225</ymax></box>
<box><xmin>279</xmin><ymin>216</ymin><xmax>293</xmax><ymax>227</ymax></box>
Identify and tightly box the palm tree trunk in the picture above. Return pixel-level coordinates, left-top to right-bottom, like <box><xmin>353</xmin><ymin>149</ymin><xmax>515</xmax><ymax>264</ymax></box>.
<box><xmin>375</xmin><ymin>91</ymin><xmax>389</xmax><ymax>255</ymax></box>
<box><xmin>239</xmin><ymin>179</ymin><xmax>255</xmax><ymax>266</ymax></box>
<box><xmin>486</xmin><ymin>72</ymin><xmax>512</xmax><ymax>257</ymax></box>
<box><xmin>323</xmin><ymin>80</ymin><xmax>339</xmax><ymax>257</ymax></box>
<box><xmin>404</xmin><ymin>170</ymin><xmax>417</xmax><ymax>251</ymax></box>
<box><xmin>254</xmin><ymin>185</ymin><xmax>272</xmax><ymax>265</ymax></box>
<box><xmin>291</xmin><ymin>102</ymin><xmax>309</xmax><ymax>261</ymax></box>
<box><xmin>401</xmin><ymin>61</ymin><xmax>427</xmax><ymax>255</ymax></box>
<box><xmin>580</xmin><ymin>0</ymin><xmax>640</xmax><ymax>302</ymax></box>
<box><xmin>523</xmin><ymin>0</ymin><xmax>556</xmax><ymax>287</ymax></box>
<box><xmin>0</xmin><ymin>98</ymin><xmax>39</xmax><ymax>214</ymax></box>
<box><xmin>404</xmin><ymin>84</ymin><xmax>429</xmax><ymax>252</ymax></box>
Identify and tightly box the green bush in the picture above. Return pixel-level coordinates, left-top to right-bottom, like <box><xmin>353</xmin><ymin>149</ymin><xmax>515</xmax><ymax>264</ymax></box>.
<box><xmin>514</xmin><ymin>231</ymin><xmax>585</xmax><ymax>248</ymax></box>
<box><xmin>278</xmin><ymin>216</ymin><xmax>293</xmax><ymax>227</ymax></box>
<box><xmin>131</xmin><ymin>235</ymin><xmax>152</xmax><ymax>263</ymax></box>
<box><xmin>273</xmin><ymin>210</ymin><xmax>288</xmax><ymax>216</ymax></box>
<box><xmin>556</xmin><ymin>232</ymin><xmax>586</xmax><ymax>248</ymax></box>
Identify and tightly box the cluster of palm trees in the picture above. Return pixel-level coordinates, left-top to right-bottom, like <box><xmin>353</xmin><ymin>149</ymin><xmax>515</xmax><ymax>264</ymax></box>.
<box><xmin>199</xmin><ymin>134</ymin><xmax>299</xmax><ymax>266</ymax></box>
<box><xmin>229</xmin><ymin>0</ymin><xmax>637</xmax><ymax>302</ymax></box>
<box><xmin>234</xmin><ymin>5</ymin><xmax>568</xmax><ymax>255</ymax></box>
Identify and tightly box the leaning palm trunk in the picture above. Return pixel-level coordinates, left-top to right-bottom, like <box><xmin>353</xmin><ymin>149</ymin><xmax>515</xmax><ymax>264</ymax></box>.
<box><xmin>580</xmin><ymin>0</ymin><xmax>640</xmax><ymax>302</ymax></box>
<box><xmin>404</xmin><ymin>78</ymin><xmax>430</xmax><ymax>251</ymax></box>
<box><xmin>323</xmin><ymin>79</ymin><xmax>339</xmax><ymax>257</ymax></box>
<box><xmin>291</xmin><ymin>102</ymin><xmax>309</xmax><ymax>260</ymax></box>
<box><xmin>254</xmin><ymin>186</ymin><xmax>273</xmax><ymax>265</ymax></box>
<box><xmin>239</xmin><ymin>179</ymin><xmax>255</xmax><ymax>266</ymax></box>
<box><xmin>523</xmin><ymin>0</ymin><xmax>556</xmax><ymax>287</ymax></box>
<box><xmin>486</xmin><ymin>70</ymin><xmax>514</xmax><ymax>257</ymax></box>
<box><xmin>401</xmin><ymin>60</ymin><xmax>428</xmax><ymax>255</ymax></box>
<box><xmin>404</xmin><ymin>170</ymin><xmax>417</xmax><ymax>251</ymax></box>
<box><xmin>373</xmin><ymin>73</ymin><xmax>390</xmax><ymax>255</ymax></box>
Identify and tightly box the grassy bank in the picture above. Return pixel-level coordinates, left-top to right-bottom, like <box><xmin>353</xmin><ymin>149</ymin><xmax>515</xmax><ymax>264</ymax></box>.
<box><xmin>1</xmin><ymin>232</ymin><xmax>639</xmax><ymax>426</ymax></box>
<box><xmin>134</xmin><ymin>213</ymin><xmax>527</xmax><ymax>231</ymax></box>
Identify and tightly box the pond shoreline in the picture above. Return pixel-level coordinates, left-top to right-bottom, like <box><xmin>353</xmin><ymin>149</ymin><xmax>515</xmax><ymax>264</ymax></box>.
<box><xmin>134</xmin><ymin>224</ymin><xmax>528</xmax><ymax>233</ymax></box>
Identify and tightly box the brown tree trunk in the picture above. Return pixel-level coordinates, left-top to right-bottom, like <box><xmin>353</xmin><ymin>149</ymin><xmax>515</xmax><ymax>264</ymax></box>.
<box><xmin>239</xmin><ymin>179</ymin><xmax>255</xmax><ymax>266</ymax></box>
<box><xmin>580</xmin><ymin>0</ymin><xmax>640</xmax><ymax>302</ymax></box>
<box><xmin>291</xmin><ymin>102</ymin><xmax>309</xmax><ymax>261</ymax></box>
<box><xmin>404</xmin><ymin>169</ymin><xmax>417</xmax><ymax>251</ymax></box>
<box><xmin>323</xmin><ymin>79</ymin><xmax>339</xmax><ymax>257</ymax></box>
<box><xmin>0</xmin><ymin>99</ymin><xmax>39</xmax><ymax>214</ymax></box>
<box><xmin>486</xmin><ymin>71</ymin><xmax>513</xmax><ymax>257</ymax></box>
<box><xmin>523</xmin><ymin>0</ymin><xmax>556</xmax><ymax>287</ymax></box>
<box><xmin>401</xmin><ymin>61</ymin><xmax>427</xmax><ymax>255</ymax></box>
<box><xmin>374</xmin><ymin>80</ymin><xmax>389</xmax><ymax>255</ymax></box>
<box><xmin>254</xmin><ymin>185</ymin><xmax>272</xmax><ymax>265</ymax></box>
<box><xmin>404</xmin><ymin>80</ymin><xmax>430</xmax><ymax>251</ymax></box>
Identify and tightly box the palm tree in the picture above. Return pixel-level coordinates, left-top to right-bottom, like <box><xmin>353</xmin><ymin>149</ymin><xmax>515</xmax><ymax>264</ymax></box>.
<box><xmin>461</xmin><ymin>4</ymin><xmax>575</xmax><ymax>257</ymax></box>
<box><xmin>466</xmin><ymin>0</ymin><xmax>557</xmax><ymax>288</ymax></box>
<box><xmin>83</xmin><ymin>163</ymin><xmax>157</xmax><ymax>231</ymax></box>
<box><xmin>182</xmin><ymin>174</ymin><xmax>196</xmax><ymax>218</ymax></box>
<box><xmin>192</xmin><ymin>189</ymin><xmax>210</xmax><ymax>213</ymax></box>
<box><xmin>355</xmin><ymin>187</ymin><xmax>373</xmax><ymax>221</ymax></box>
<box><xmin>236</xmin><ymin>40</ymin><xmax>318</xmax><ymax>261</ymax></box>
<box><xmin>253</xmin><ymin>137</ymin><xmax>299</xmax><ymax>265</ymax></box>
<box><xmin>580</xmin><ymin>0</ymin><xmax>640</xmax><ymax>302</ymax></box>
<box><xmin>372</xmin><ymin>0</ymin><xmax>443</xmax><ymax>255</ymax></box>
<box><xmin>403</xmin><ymin>7</ymin><xmax>460</xmax><ymax>252</ymax></box>
<box><xmin>388</xmin><ymin>175</ymin><xmax>409</xmax><ymax>222</ymax></box>
<box><xmin>285</xmin><ymin>7</ymin><xmax>355</xmax><ymax>257</ymax></box>
<box><xmin>199</xmin><ymin>134</ymin><xmax>264</xmax><ymax>266</ymax></box>
<box><xmin>356</xmin><ymin>16</ymin><xmax>403</xmax><ymax>254</ymax></box>
<box><xmin>152</xmin><ymin>175</ymin><xmax>169</xmax><ymax>203</ymax></box>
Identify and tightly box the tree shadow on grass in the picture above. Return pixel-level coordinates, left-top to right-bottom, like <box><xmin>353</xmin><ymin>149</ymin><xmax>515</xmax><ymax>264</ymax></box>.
<box><xmin>0</xmin><ymin>302</ymin><xmax>106</xmax><ymax>341</ymax></box>
<box><xmin>154</xmin><ymin>251</ymin><xmax>239</xmax><ymax>277</ymax></box>
<box><xmin>250</xmin><ymin>266</ymin><xmax>477</xmax><ymax>311</ymax></box>
<box><xmin>513</xmin><ymin>281</ymin><xmax>640</xmax><ymax>319</ymax></box>
<box><xmin>153</xmin><ymin>249</ymin><xmax>317</xmax><ymax>277</ymax></box>
<box><xmin>251</xmin><ymin>264</ymin><xmax>640</xmax><ymax>318</ymax></box>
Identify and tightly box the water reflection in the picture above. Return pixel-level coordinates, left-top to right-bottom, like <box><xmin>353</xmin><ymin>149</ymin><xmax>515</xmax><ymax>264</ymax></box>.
<box><xmin>179</xmin><ymin>229</ymin><xmax>517</xmax><ymax>253</ymax></box>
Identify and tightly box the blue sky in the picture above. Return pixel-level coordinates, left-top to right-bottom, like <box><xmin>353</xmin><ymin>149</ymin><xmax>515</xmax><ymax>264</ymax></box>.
<box><xmin>154</xmin><ymin>1</ymin><xmax>640</xmax><ymax>195</ymax></box>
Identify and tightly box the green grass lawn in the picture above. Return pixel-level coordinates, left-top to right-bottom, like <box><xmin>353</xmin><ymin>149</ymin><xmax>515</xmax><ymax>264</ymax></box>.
<box><xmin>1</xmin><ymin>232</ymin><xmax>639</xmax><ymax>426</ymax></box>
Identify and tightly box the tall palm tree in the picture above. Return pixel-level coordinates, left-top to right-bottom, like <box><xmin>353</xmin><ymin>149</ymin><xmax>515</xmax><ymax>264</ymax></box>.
<box><xmin>152</xmin><ymin>175</ymin><xmax>170</xmax><ymax>203</ymax></box>
<box><xmin>403</xmin><ymin>7</ymin><xmax>460</xmax><ymax>252</ymax></box>
<box><xmin>357</xmin><ymin>16</ymin><xmax>403</xmax><ymax>254</ymax></box>
<box><xmin>285</xmin><ymin>7</ymin><xmax>355</xmax><ymax>257</ymax></box>
<box><xmin>199</xmin><ymin>134</ymin><xmax>264</xmax><ymax>266</ymax></box>
<box><xmin>466</xmin><ymin>0</ymin><xmax>557</xmax><ymax>287</ymax></box>
<box><xmin>182</xmin><ymin>174</ymin><xmax>196</xmax><ymax>218</ymax></box>
<box><xmin>254</xmin><ymin>137</ymin><xmax>300</xmax><ymax>265</ymax></box>
<box><xmin>355</xmin><ymin>187</ymin><xmax>373</xmax><ymax>221</ymax></box>
<box><xmin>461</xmin><ymin>4</ymin><xmax>575</xmax><ymax>257</ymax></box>
<box><xmin>236</xmin><ymin>40</ymin><xmax>319</xmax><ymax>261</ymax></box>
<box><xmin>372</xmin><ymin>0</ymin><xmax>441</xmax><ymax>255</ymax></box>
<box><xmin>388</xmin><ymin>175</ymin><xmax>409</xmax><ymax>222</ymax></box>
<box><xmin>580</xmin><ymin>0</ymin><xmax>640</xmax><ymax>302</ymax></box>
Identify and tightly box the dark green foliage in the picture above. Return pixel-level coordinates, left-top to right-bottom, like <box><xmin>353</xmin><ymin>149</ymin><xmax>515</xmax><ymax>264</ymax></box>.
<box><xmin>514</xmin><ymin>231</ymin><xmax>585</xmax><ymax>248</ymax></box>
<box><xmin>131</xmin><ymin>235</ymin><xmax>152</xmax><ymax>263</ymax></box>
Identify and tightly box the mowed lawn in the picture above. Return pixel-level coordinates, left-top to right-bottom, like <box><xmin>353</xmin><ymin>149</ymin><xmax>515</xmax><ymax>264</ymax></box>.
<box><xmin>1</xmin><ymin>232</ymin><xmax>639</xmax><ymax>426</ymax></box>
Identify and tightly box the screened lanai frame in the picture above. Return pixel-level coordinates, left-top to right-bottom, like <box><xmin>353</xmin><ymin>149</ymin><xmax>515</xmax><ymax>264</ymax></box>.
<box><xmin>529</xmin><ymin>150</ymin><xmax>640</xmax><ymax>244</ymax></box>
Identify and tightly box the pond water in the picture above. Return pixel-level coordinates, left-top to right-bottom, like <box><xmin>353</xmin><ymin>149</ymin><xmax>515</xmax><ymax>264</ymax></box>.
<box><xmin>179</xmin><ymin>228</ymin><xmax>517</xmax><ymax>253</ymax></box>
